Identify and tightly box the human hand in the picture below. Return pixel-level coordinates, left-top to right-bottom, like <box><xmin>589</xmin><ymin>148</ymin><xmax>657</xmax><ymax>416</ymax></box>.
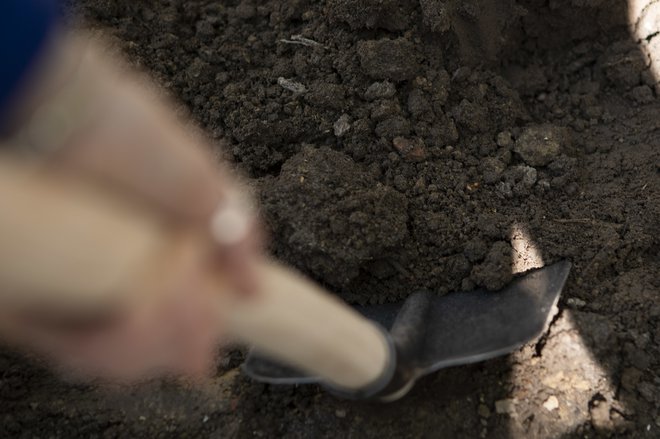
<box><xmin>0</xmin><ymin>235</ymin><xmax>223</xmax><ymax>382</ymax></box>
<box><xmin>0</xmin><ymin>32</ymin><xmax>261</xmax><ymax>382</ymax></box>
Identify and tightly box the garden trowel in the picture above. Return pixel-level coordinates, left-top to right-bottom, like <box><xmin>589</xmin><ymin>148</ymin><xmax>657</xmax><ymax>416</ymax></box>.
<box><xmin>243</xmin><ymin>261</ymin><xmax>571</xmax><ymax>401</ymax></box>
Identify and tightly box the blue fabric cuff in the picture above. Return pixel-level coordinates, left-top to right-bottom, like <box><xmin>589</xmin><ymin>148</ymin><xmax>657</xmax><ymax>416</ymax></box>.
<box><xmin>0</xmin><ymin>0</ymin><xmax>59</xmax><ymax>130</ymax></box>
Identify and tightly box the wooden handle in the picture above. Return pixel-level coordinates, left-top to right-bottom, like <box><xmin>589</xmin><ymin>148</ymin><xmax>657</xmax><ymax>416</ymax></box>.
<box><xmin>0</xmin><ymin>156</ymin><xmax>392</xmax><ymax>392</ymax></box>
<box><xmin>218</xmin><ymin>261</ymin><xmax>392</xmax><ymax>390</ymax></box>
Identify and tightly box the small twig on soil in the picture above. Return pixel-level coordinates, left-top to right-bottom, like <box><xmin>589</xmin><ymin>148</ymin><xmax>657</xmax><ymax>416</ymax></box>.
<box><xmin>279</xmin><ymin>34</ymin><xmax>327</xmax><ymax>49</ymax></box>
<box><xmin>277</xmin><ymin>77</ymin><xmax>307</xmax><ymax>94</ymax></box>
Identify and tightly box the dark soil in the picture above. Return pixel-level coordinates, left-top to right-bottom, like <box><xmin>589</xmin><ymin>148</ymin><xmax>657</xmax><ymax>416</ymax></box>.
<box><xmin>1</xmin><ymin>0</ymin><xmax>659</xmax><ymax>438</ymax></box>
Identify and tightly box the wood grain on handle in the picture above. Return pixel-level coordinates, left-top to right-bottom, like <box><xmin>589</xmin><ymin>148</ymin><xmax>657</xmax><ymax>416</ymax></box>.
<box><xmin>0</xmin><ymin>156</ymin><xmax>392</xmax><ymax>391</ymax></box>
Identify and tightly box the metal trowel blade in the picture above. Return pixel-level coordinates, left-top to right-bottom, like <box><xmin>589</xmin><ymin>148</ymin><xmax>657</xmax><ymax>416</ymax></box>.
<box><xmin>243</xmin><ymin>261</ymin><xmax>571</xmax><ymax>385</ymax></box>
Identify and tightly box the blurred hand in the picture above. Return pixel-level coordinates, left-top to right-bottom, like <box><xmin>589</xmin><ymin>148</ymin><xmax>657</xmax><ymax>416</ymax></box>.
<box><xmin>0</xmin><ymin>33</ymin><xmax>261</xmax><ymax>382</ymax></box>
<box><xmin>0</xmin><ymin>236</ymin><xmax>223</xmax><ymax>382</ymax></box>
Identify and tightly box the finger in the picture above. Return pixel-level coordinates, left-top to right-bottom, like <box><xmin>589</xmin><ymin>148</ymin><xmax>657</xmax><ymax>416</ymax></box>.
<box><xmin>209</xmin><ymin>189</ymin><xmax>264</xmax><ymax>294</ymax></box>
<box><xmin>99</xmin><ymin>244</ymin><xmax>221</xmax><ymax>381</ymax></box>
<box><xmin>54</xmin><ymin>79</ymin><xmax>227</xmax><ymax>222</ymax></box>
<box><xmin>31</xmin><ymin>43</ymin><xmax>266</xmax><ymax>294</ymax></box>
<box><xmin>166</xmin><ymin>288</ymin><xmax>219</xmax><ymax>379</ymax></box>
<box><xmin>52</xmin><ymin>79</ymin><xmax>264</xmax><ymax>295</ymax></box>
<box><xmin>0</xmin><ymin>237</ymin><xmax>222</xmax><ymax>383</ymax></box>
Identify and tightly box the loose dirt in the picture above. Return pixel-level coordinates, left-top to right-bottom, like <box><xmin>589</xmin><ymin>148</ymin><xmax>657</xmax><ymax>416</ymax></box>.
<box><xmin>1</xmin><ymin>1</ymin><xmax>658</xmax><ymax>438</ymax></box>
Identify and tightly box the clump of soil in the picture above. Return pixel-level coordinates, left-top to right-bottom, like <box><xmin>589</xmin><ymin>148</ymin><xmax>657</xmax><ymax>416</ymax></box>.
<box><xmin>261</xmin><ymin>146</ymin><xmax>408</xmax><ymax>287</ymax></box>
<box><xmin>357</xmin><ymin>38</ymin><xmax>421</xmax><ymax>81</ymax></box>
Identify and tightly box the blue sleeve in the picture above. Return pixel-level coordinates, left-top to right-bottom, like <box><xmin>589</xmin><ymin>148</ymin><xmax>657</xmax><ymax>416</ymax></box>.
<box><xmin>0</xmin><ymin>0</ymin><xmax>59</xmax><ymax>129</ymax></box>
